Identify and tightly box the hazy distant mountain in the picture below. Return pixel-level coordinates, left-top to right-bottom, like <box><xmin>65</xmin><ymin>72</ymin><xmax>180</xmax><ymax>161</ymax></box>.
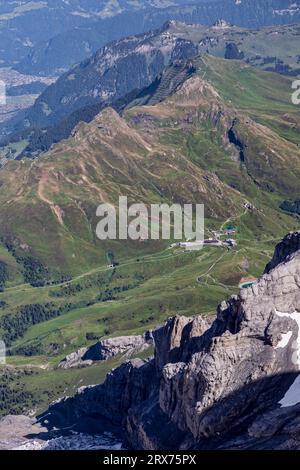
<box><xmin>0</xmin><ymin>0</ymin><xmax>205</xmax><ymax>69</ymax></box>
<box><xmin>2</xmin><ymin>20</ymin><xmax>299</xmax><ymax>159</ymax></box>
<box><xmin>0</xmin><ymin>1</ymin><xmax>299</xmax><ymax>75</ymax></box>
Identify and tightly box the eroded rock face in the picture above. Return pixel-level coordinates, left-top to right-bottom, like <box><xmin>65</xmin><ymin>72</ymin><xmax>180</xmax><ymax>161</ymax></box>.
<box><xmin>58</xmin><ymin>347</ymin><xmax>90</xmax><ymax>369</ymax></box>
<box><xmin>156</xmin><ymin>233</ymin><xmax>300</xmax><ymax>443</ymax></box>
<box><xmin>29</xmin><ymin>233</ymin><xmax>300</xmax><ymax>449</ymax></box>
<box><xmin>84</xmin><ymin>332</ymin><xmax>153</xmax><ymax>362</ymax></box>
<box><xmin>265</xmin><ymin>231</ymin><xmax>300</xmax><ymax>274</ymax></box>
<box><xmin>58</xmin><ymin>332</ymin><xmax>153</xmax><ymax>369</ymax></box>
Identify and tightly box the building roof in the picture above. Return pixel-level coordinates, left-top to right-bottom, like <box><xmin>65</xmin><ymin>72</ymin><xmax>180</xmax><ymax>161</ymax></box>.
<box><xmin>239</xmin><ymin>276</ymin><xmax>257</xmax><ymax>284</ymax></box>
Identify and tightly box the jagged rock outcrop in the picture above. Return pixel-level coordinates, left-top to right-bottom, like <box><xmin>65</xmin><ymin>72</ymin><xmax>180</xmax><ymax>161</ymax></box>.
<box><xmin>265</xmin><ymin>231</ymin><xmax>300</xmax><ymax>274</ymax></box>
<box><xmin>58</xmin><ymin>348</ymin><xmax>92</xmax><ymax>370</ymax></box>
<box><xmin>8</xmin><ymin>232</ymin><xmax>300</xmax><ymax>450</ymax></box>
<box><xmin>58</xmin><ymin>332</ymin><xmax>153</xmax><ymax>369</ymax></box>
<box><xmin>153</xmin><ymin>315</ymin><xmax>210</xmax><ymax>371</ymax></box>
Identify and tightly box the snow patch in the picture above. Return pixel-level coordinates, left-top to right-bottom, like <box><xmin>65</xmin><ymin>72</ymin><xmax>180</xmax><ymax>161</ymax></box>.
<box><xmin>275</xmin><ymin>310</ymin><xmax>300</xmax><ymax>407</ymax></box>
<box><xmin>275</xmin><ymin>330</ymin><xmax>293</xmax><ymax>349</ymax></box>
<box><xmin>279</xmin><ymin>375</ymin><xmax>300</xmax><ymax>408</ymax></box>
<box><xmin>275</xmin><ymin>310</ymin><xmax>300</xmax><ymax>367</ymax></box>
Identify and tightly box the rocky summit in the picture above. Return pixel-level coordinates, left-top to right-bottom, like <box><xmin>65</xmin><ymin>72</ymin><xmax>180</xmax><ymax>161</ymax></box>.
<box><xmin>4</xmin><ymin>231</ymin><xmax>299</xmax><ymax>450</ymax></box>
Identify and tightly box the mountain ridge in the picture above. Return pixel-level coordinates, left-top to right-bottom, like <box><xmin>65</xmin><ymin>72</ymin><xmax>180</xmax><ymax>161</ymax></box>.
<box><xmin>0</xmin><ymin>54</ymin><xmax>297</xmax><ymax>291</ymax></box>
<box><xmin>2</xmin><ymin>20</ymin><xmax>300</xmax><ymax>160</ymax></box>
<box><xmin>10</xmin><ymin>1</ymin><xmax>300</xmax><ymax>76</ymax></box>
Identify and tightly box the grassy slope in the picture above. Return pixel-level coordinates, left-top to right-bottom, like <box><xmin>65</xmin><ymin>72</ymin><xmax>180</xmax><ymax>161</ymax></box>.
<box><xmin>0</xmin><ymin>56</ymin><xmax>299</xmax><ymax>416</ymax></box>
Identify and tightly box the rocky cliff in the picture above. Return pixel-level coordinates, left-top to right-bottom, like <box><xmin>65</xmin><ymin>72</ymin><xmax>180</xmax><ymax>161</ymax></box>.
<box><xmin>33</xmin><ymin>231</ymin><xmax>300</xmax><ymax>450</ymax></box>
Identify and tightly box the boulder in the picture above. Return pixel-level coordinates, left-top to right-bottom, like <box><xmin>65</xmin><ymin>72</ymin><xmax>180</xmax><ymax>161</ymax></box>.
<box><xmin>58</xmin><ymin>332</ymin><xmax>153</xmax><ymax>369</ymax></box>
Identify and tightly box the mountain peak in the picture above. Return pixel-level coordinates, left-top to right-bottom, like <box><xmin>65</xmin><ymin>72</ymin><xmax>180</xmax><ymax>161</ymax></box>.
<box><xmin>264</xmin><ymin>232</ymin><xmax>300</xmax><ymax>274</ymax></box>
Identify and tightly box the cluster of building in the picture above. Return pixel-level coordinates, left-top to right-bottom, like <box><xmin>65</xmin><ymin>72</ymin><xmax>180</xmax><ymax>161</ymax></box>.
<box><xmin>177</xmin><ymin>237</ymin><xmax>236</xmax><ymax>251</ymax></box>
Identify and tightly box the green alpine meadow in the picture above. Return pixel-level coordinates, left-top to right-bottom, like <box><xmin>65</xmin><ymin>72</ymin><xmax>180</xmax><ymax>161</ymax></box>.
<box><xmin>0</xmin><ymin>1</ymin><xmax>300</xmax><ymax>454</ymax></box>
